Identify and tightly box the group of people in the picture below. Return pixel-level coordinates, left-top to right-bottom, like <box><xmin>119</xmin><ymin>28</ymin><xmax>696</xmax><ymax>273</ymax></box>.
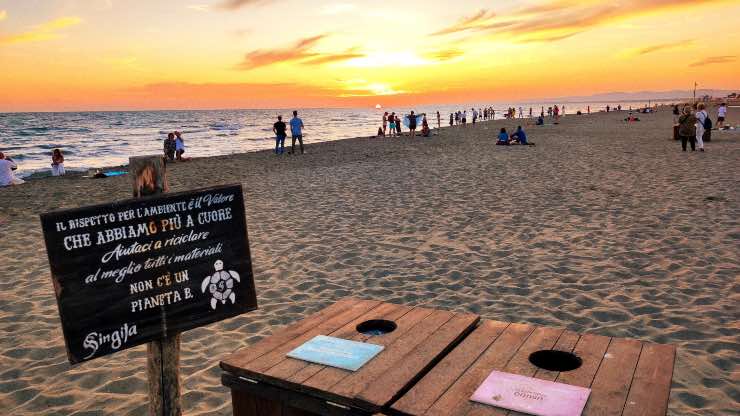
<box><xmin>377</xmin><ymin>111</ymin><xmax>432</xmax><ymax>138</ymax></box>
<box><xmin>272</xmin><ymin>111</ymin><xmax>305</xmax><ymax>155</ymax></box>
<box><xmin>162</xmin><ymin>131</ymin><xmax>187</xmax><ymax>161</ymax></box>
<box><xmin>496</xmin><ymin>126</ymin><xmax>534</xmax><ymax>146</ymax></box>
<box><xmin>0</xmin><ymin>148</ymin><xmax>66</xmax><ymax>187</ymax></box>
<box><xmin>675</xmin><ymin>102</ymin><xmax>723</xmax><ymax>152</ymax></box>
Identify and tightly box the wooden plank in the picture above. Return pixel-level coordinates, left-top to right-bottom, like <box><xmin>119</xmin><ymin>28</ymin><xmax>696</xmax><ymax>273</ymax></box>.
<box><xmin>231</xmin><ymin>390</ymin><xmax>257</xmax><ymax>416</ymax></box>
<box><xmin>356</xmin><ymin>312</ymin><xmax>480</xmax><ymax>409</ymax></box>
<box><xmin>330</xmin><ymin>309</ymin><xmax>457</xmax><ymax>406</ymax></box>
<box><xmin>622</xmin><ymin>343</ymin><xmax>676</xmax><ymax>416</ymax></box>
<box><xmin>266</xmin><ymin>302</ymin><xmax>410</xmax><ymax>380</ymax></box>
<box><xmin>301</xmin><ymin>307</ymin><xmax>436</xmax><ymax>393</ymax></box>
<box><xmin>555</xmin><ymin>333</ymin><xmax>611</xmax><ymax>388</ymax></box>
<box><xmin>242</xmin><ymin>300</ymin><xmax>382</xmax><ymax>373</ymax></box>
<box><xmin>424</xmin><ymin>323</ymin><xmax>535</xmax><ymax>416</ymax></box>
<box><xmin>221</xmin><ymin>298</ymin><xmax>359</xmax><ymax>373</ymax></box>
<box><xmin>582</xmin><ymin>337</ymin><xmax>643</xmax><ymax>416</ymax></box>
<box><xmin>284</xmin><ymin>303</ymin><xmax>413</xmax><ymax>384</ymax></box>
<box><xmin>466</xmin><ymin>326</ymin><xmax>564</xmax><ymax>416</ymax></box>
<box><xmin>147</xmin><ymin>334</ymin><xmax>182</xmax><ymax>416</ymax></box>
<box><xmin>391</xmin><ymin>320</ymin><xmax>510</xmax><ymax>416</ymax></box>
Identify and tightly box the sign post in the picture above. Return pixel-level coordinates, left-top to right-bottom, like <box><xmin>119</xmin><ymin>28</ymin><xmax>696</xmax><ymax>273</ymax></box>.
<box><xmin>40</xmin><ymin>155</ymin><xmax>257</xmax><ymax>416</ymax></box>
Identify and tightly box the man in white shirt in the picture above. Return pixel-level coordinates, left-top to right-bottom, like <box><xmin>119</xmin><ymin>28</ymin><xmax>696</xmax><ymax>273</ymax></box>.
<box><xmin>717</xmin><ymin>103</ymin><xmax>727</xmax><ymax>129</ymax></box>
<box><xmin>695</xmin><ymin>103</ymin><xmax>708</xmax><ymax>152</ymax></box>
<box><xmin>0</xmin><ymin>152</ymin><xmax>24</xmax><ymax>186</ymax></box>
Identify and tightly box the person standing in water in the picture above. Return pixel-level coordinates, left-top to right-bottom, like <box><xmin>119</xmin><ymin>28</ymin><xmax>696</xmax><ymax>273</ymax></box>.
<box><xmin>273</xmin><ymin>115</ymin><xmax>287</xmax><ymax>155</ymax></box>
<box><xmin>51</xmin><ymin>149</ymin><xmax>65</xmax><ymax>176</ymax></box>
<box><xmin>408</xmin><ymin>111</ymin><xmax>417</xmax><ymax>138</ymax></box>
<box><xmin>289</xmin><ymin>110</ymin><xmax>305</xmax><ymax>154</ymax></box>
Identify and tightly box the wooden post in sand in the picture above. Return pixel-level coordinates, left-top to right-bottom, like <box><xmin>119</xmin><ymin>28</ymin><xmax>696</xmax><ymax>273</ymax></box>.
<box><xmin>130</xmin><ymin>155</ymin><xmax>181</xmax><ymax>416</ymax></box>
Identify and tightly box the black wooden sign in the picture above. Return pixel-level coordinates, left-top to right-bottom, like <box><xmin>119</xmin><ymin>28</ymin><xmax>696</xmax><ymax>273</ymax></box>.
<box><xmin>40</xmin><ymin>184</ymin><xmax>257</xmax><ymax>364</ymax></box>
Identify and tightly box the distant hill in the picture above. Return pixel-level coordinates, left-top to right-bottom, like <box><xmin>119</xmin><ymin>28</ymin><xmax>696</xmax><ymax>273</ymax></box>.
<box><xmin>550</xmin><ymin>89</ymin><xmax>738</xmax><ymax>103</ymax></box>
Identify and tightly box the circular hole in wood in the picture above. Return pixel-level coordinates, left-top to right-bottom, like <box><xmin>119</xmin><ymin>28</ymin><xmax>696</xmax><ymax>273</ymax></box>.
<box><xmin>528</xmin><ymin>350</ymin><xmax>582</xmax><ymax>372</ymax></box>
<box><xmin>356</xmin><ymin>320</ymin><xmax>397</xmax><ymax>336</ymax></box>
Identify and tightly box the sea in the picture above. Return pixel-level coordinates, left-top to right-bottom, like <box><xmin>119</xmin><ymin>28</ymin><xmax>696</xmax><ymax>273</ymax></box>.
<box><xmin>0</xmin><ymin>100</ymin><xmax>673</xmax><ymax>178</ymax></box>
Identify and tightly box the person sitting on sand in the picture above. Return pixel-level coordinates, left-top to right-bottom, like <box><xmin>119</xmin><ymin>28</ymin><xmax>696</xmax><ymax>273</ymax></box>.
<box><xmin>51</xmin><ymin>148</ymin><xmax>65</xmax><ymax>176</ymax></box>
<box><xmin>536</xmin><ymin>115</ymin><xmax>544</xmax><ymax>125</ymax></box>
<box><xmin>0</xmin><ymin>152</ymin><xmax>24</xmax><ymax>186</ymax></box>
<box><xmin>496</xmin><ymin>128</ymin><xmax>510</xmax><ymax>146</ymax></box>
<box><xmin>174</xmin><ymin>131</ymin><xmax>186</xmax><ymax>161</ymax></box>
<box><xmin>421</xmin><ymin>116</ymin><xmax>430</xmax><ymax>137</ymax></box>
<box><xmin>678</xmin><ymin>106</ymin><xmax>698</xmax><ymax>152</ymax></box>
<box><xmin>377</xmin><ymin>127</ymin><xmax>384</xmax><ymax>137</ymax></box>
<box><xmin>511</xmin><ymin>126</ymin><xmax>535</xmax><ymax>146</ymax></box>
<box><xmin>163</xmin><ymin>133</ymin><xmax>176</xmax><ymax>161</ymax></box>
<box><xmin>625</xmin><ymin>112</ymin><xmax>640</xmax><ymax>122</ymax></box>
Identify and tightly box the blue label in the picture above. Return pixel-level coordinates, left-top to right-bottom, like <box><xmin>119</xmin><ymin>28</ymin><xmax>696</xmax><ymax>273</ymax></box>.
<box><xmin>286</xmin><ymin>335</ymin><xmax>384</xmax><ymax>371</ymax></box>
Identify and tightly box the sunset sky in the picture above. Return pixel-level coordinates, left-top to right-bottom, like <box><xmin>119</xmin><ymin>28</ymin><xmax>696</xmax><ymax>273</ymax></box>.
<box><xmin>1</xmin><ymin>0</ymin><xmax>738</xmax><ymax>111</ymax></box>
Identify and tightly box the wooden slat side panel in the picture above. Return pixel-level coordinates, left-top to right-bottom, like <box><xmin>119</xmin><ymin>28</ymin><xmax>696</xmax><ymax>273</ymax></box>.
<box><xmin>357</xmin><ymin>312</ymin><xmax>480</xmax><ymax>408</ymax></box>
<box><xmin>555</xmin><ymin>333</ymin><xmax>611</xmax><ymax>388</ymax></box>
<box><xmin>232</xmin><ymin>300</ymin><xmax>382</xmax><ymax>375</ymax></box>
<box><xmin>330</xmin><ymin>309</ymin><xmax>457</xmax><ymax>404</ymax></box>
<box><xmin>286</xmin><ymin>304</ymin><xmax>413</xmax><ymax>385</ymax></box>
<box><xmin>425</xmin><ymin>323</ymin><xmax>536</xmax><ymax>416</ymax></box>
<box><xmin>391</xmin><ymin>320</ymin><xmax>510</xmax><ymax>416</ymax></box>
<box><xmin>221</xmin><ymin>299</ymin><xmax>359</xmax><ymax>372</ymax></box>
<box><xmin>231</xmin><ymin>390</ymin><xmax>257</xmax><ymax>416</ymax></box>
<box><xmin>622</xmin><ymin>343</ymin><xmax>676</xmax><ymax>416</ymax></box>
<box><xmin>582</xmin><ymin>338</ymin><xmax>643</xmax><ymax>416</ymax></box>
<box><xmin>302</xmin><ymin>307</ymin><xmax>436</xmax><ymax>393</ymax></box>
<box><xmin>265</xmin><ymin>302</ymin><xmax>410</xmax><ymax>380</ymax></box>
<box><xmin>466</xmin><ymin>326</ymin><xmax>565</xmax><ymax>416</ymax></box>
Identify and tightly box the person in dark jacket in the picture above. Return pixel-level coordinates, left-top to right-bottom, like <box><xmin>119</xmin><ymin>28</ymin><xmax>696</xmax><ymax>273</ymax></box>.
<box><xmin>678</xmin><ymin>106</ymin><xmax>697</xmax><ymax>152</ymax></box>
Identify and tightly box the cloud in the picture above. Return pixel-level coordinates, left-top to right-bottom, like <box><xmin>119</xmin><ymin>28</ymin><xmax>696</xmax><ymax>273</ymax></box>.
<box><xmin>623</xmin><ymin>40</ymin><xmax>689</xmax><ymax>57</ymax></box>
<box><xmin>235</xmin><ymin>34</ymin><xmax>364</xmax><ymax>69</ymax></box>
<box><xmin>431</xmin><ymin>9</ymin><xmax>496</xmax><ymax>36</ymax></box>
<box><xmin>0</xmin><ymin>16</ymin><xmax>82</xmax><ymax>46</ymax></box>
<box><xmin>187</xmin><ymin>4</ymin><xmax>210</xmax><ymax>11</ymax></box>
<box><xmin>430</xmin><ymin>0</ymin><xmax>730</xmax><ymax>43</ymax></box>
<box><xmin>425</xmin><ymin>48</ymin><xmax>464</xmax><ymax>61</ymax></box>
<box><xmin>0</xmin><ymin>10</ymin><xmax>7</xmax><ymax>21</ymax></box>
<box><xmin>689</xmin><ymin>55</ymin><xmax>736</xmax><ymax>67</ymax></box>
<box><xmin>217</xmin><ymin>0</ymin><xmax>271</xmax><ymax>10</ymax></box>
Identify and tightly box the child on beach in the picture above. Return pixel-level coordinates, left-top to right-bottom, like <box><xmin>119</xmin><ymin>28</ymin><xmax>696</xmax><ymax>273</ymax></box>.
<box><xmin>0</xmin><ymin>152</ymin><xmax>24</xmax><ymax>186</ymax></box>
<box><xmin>717</xmin><ymin>103</ymin><xmax>727</xmax><ymax>129</ymax></box>
<box><xmin>51</xmin><ymin>149</ymin><xmax>65</xmax><ymax>176</ymax></box>
<box><xmin>174</xmin><ymin>131</ymin><xmax>186</xmax><ymax>161</ymax></box>
<box><xmin>496</xmin><ymin>128</ymin><xmax>510</xmax><ymax>145</ymax></box>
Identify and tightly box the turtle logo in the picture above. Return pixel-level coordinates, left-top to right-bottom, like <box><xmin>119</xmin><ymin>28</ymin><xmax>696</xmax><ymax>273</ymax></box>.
<box><xmin>201</xmin><ymin>260</ymin><xmax>240</xmax><ymax>310</ymax></box>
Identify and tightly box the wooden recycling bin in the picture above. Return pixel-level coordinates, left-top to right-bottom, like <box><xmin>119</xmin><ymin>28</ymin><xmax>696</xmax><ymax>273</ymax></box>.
<box><xmin>221</xmin><ymin>298</ymin><xmax>480</xmax><ymax>415</ymax></box>
<box><xmin>392</xmin><ymin>319</ymin><xmax>676</xmax><ymax>416</ymax></box>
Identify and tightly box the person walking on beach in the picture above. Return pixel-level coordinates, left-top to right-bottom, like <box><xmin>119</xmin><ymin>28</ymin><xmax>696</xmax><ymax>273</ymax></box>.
<box><xmin>174</xmin><ymin>131</ymin><xmax>186</xmax><ymax>161</ymax></box>
<box><xmin>290</xmin><ymin>110</ymin><xmax>305</xmax><ymax>154</ymax></box>
<box><xmin>678</xmin><ymin>106</ymin><xmax>697</xmax><ymax>152</ymax></box>
<box><xmin>462</xmin><ymin>110</ymin><xmax>467</xmax><ymax>126</ymax></box>
<box><xmin>273</xmin><ymin>115</ymin><xmax>287</xmax><ymax>155</ymax></box>
<box><xmin>717</xmin><ymin>103</ymin><xmax>727</xmax><ymax>129</ymax></box>
<box><xmin>472</xmin><ymin>108</ymin><xmax>478</xmax><ymax>124</ymax></box>
<box><xmin>0</xmin><ymin>152</ymin><xmax>24</xmax><ymax>186</ymax></box>
<box><xmin>51</xmin><ymin>149</ymin><xmax>65</xmax><ymax>176</ymax></box>
<box><xmin>163</xmin><ymin>132</ymin><xmax>176</xmax><ymax>161</ymax></box>
<box><xmin>436</xmin><ymin>111</ymin><xmax>441</xmax><ymax>129</ymax></box>
<box><xmin>408</xmin><ymin>111</ymin><xmax>417</xmax><ymax>138</ymax></box>
<box><xmin>695</xmin><ymin>103</ymin><xmax>708</xmax><ymax>152</ymax></box>
<box><xmin>449</xmin><ymin>113</ymin><xmax>454</xmax><ymax>126</ymax></box>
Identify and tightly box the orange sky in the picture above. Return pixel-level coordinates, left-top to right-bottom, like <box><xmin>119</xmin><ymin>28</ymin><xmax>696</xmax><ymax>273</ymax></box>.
<box><xmin>0</xmin><ymin>0</ymin><xmax>738</xmax><ymax>111</ymax></box>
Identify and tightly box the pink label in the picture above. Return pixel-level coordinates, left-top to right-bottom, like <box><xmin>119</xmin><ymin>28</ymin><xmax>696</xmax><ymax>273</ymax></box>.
<box><xmin>470</xmin><ymin>371</ymin><xmax>590</xmax><ymax>416</ymax></box>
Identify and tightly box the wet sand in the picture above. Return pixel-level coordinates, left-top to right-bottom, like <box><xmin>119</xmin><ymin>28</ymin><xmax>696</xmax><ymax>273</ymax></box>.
<box><xmin>0</xmin><ymin>106</ymin><xmax>738</xmax><ymax>415</ymax></box>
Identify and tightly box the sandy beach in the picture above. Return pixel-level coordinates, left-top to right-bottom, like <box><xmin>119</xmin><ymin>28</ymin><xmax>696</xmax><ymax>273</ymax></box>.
<box><xmin>0</xmin><ymin>106</ymin><xmax>737</xmax><ymax>415</ymax></box>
